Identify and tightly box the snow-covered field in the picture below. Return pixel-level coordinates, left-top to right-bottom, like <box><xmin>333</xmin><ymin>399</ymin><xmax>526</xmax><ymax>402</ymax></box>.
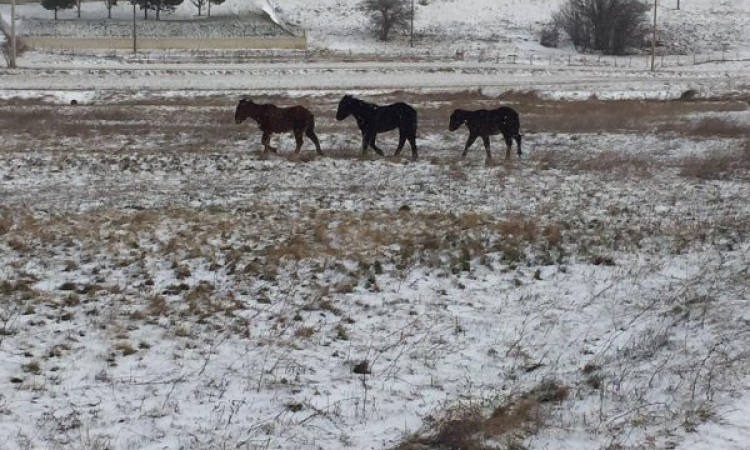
<box><xmin>1</xmin><ymin>1</ymin><xmax>750</xmax><ymax>449</ymax></box>
<box><xmin>1</xmin><ymin>87</ymin><xmax>750</xmax><ymax>449</ymax></box>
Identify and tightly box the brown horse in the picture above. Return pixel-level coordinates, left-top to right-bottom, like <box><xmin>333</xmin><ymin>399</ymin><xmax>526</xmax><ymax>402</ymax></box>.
<box><xmin>235</xmin><ymin>98</ymin><xmax>323</xmax><ymax>155</ymax></box>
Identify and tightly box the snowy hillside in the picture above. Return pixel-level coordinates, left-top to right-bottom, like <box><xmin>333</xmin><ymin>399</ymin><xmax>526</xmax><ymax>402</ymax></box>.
<box><xmin>3</xmin><ymin>0</ymin><xmax>749</xmax><ymax>55</ymax></box>
<box><xmin>273</xmin><ymin>0</ymin><xmax>750</xmax><ymax>54</ymax></box>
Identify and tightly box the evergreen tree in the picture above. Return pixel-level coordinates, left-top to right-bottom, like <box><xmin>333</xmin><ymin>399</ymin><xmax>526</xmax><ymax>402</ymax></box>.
<box><xmin>40</xmin><ymin>0</ymin><xmax>77</xmax><ymax>20</ymax></box>
<box><xmin>135</xmin><ymin>0</ymin><xmax>183</xmax><ymax>20</ymax></box>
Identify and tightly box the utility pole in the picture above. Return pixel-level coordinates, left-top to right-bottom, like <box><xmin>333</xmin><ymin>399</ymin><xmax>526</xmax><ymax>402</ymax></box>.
<box><xmin>10</xmin><ymin>0</ymin><xmax>16</xmax><ymax>68</ymax></box>
<box><xmin>677</xmin><ymin>0</ymin><xmax>680</xmax><ymax>10</ymax></box>
<box><xmin>410</xmin><ymin>0</ymin><xmax>414</xmax><ymax>48</ymax></box>
<box><xmin>132</xmin><ymin>0</ymin><xmax>137</xmax><ymax>53</ymax></box>
<box><xmin>651</xmin><ymin>0</ymin><xmax>657</xmax><ymax>71</ymax></box>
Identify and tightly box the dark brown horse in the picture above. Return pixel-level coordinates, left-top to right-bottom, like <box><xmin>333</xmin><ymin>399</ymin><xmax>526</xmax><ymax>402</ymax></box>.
<box><xmin>449</xmin><ymin>107</ymin><xmax>523</xmax><ymax>165</ymax></box>
<box><xmin>235</xmin><ymin>98</ymin><xmax>323</xmax><ymax>155</ymax></box>
<box><xmin>336</xmin><ymin>95</ymin><xmax>419</xmax><ymax>160</ymax></box>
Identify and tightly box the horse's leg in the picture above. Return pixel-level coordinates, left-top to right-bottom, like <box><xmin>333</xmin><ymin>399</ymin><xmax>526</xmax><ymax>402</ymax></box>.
<box><xmin>503</xmin><ymin>134</ymin><xmax>513</xmax><ymax>160</ymax></box>
<box><xmin>407</xmin><ymin>134</ymin><xmax>418</xmax><ymax>161</ymax></box>
<box><xmin>294</xmin><ymin>130</ymin><xmax>304</xmax><ymax>154</ymax></box>
<box><xmin>482</xmin><ymin>135</ymin><xmax>493</xmax><ymax>165</ymax></box>
<box><xmin>395</xmin><ymin>133</ymin><xmax>406</xmax><ymax>157</ymax></box>
<box><xmin>306</xmin><ymin>126</ymin><xmax>323</xmax><ymax>155</ymax></box>
<box><xmin>369</xmin><ymin>133</ymin><xmax>385</xmax><ymax>156</ymax></box>
<box><xmin>261</xmin><ymin>131</ymin><xmax>275</xmax><ymax>153</ymax></box>
<box><xmin>360</xmin><ymin>131</ymin><xmax>369</xmax><ymax>154</ymax></box>
<box><xmin>462</xmin><ymin>133</ymin><xmax>478</xmax><ymax>159</ymax></box>
<box><xmin>515</xmin><ymin>134</ymin><xmax>523</xmax><ymax>156</ymax></box>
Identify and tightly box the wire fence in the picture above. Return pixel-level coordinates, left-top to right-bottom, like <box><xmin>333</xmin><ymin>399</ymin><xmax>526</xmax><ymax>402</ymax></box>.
<box><xmin>110</xmin><ymin>47</ymin><xmax>749</xmax><ymax>69</ymax></box>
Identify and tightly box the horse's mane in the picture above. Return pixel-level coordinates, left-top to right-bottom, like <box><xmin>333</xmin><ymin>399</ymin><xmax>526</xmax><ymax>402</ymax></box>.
<box><xmin>346</xmin><ymin>96</ymin><xmax>376</xmax><ymax>109</ymax></box>
<box><xmin>451</xmin><ymin>109</ymin><xmax>470</xmax><ymax>121</ymax></box>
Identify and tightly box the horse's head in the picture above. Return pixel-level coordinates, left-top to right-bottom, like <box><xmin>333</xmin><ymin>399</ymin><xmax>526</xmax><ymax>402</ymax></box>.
<box><xmin>336</xmin><ymin>95</ymin><xmax>354</xmax><ymax>121</ymax></box>
<box><xmin>448</xmin><ymin>110</ymin><xmax>467</xmax><ymax>131</ymax></box>
<box><xmin>235</xmin><ymin>98</ymin><xmax>255</xmax><ymax>125</ymax></box>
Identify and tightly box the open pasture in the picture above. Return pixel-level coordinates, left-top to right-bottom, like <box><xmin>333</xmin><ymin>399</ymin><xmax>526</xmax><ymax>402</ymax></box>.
<box><xmin>1</xmin><ymin>91</ymin><xmax>750</xmax><ymax>450</ymax></box>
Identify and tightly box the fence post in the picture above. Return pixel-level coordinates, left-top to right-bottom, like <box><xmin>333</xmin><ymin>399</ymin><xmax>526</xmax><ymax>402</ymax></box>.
<box><xmin>568</xmin><ymin>55</ymin><xmax>571</xmax><ymax>66</ymax></box>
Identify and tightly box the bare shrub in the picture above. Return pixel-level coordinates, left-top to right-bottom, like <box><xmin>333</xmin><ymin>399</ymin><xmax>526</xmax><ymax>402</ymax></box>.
<box><xmin>540</xmin><ymin>24</ymin><xmax>560</xmax><ymax>48</ymax></box>
<box><xmin>361</xmin><ymin>0</ymin><xmax>414</xmax><ymax>41</ymax></box>
<box><xmin>553</xmin><ymin>0</ymin><xmax>650</xmax><ymax>55</ymax></box>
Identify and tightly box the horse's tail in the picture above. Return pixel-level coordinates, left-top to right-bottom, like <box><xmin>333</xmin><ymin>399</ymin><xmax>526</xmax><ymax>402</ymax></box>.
<box><xmin>308</xmin><ymin>113</ymin><xmax>316</xmax><ymax>131</ymax></box>
<box><xmin>305</xmin><ymin>113</ymin><xmax>323</xmax><ymax>154</ymax></box>
<box><xmin>306</xmin><ymin>113</ymin><xmax>319</xmax><ymax>138</ymax></box>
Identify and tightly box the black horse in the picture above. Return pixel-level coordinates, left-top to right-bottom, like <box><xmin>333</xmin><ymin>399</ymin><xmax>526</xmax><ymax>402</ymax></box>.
<box><xmin>336</xmin><ymin>95</ymin><xmax>419</xmax><ymax>160</ymax></box>
<box><xmin>449</xmin><ymin>107</ymin><xmax>523</xmax><ymax>164</ymax></box>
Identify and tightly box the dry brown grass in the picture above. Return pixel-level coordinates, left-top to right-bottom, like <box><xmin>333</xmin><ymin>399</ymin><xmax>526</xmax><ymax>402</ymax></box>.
<box><xmin>417</xmin><ymin>92</ymin><xmax>747</xmax><ymax>136</ymax></box>
<box><xmin>678</xmin><ymin>141</ymin><xmax>750</xmax><ymax>180</ymax></box>
<box><xmin>394</xmin><ymin>398</ymin><xmax>545</xmax><ymax>450</ymax></box>
<box><xmin>3</xmin><ymin>94</ymin><xmax>746</xmax><ymax>157</ymax></box>
<box><xmin>524</xmin><ymin>99</ymin><xmax>747</xmax><ymax>135</ymax></box>
<box><xmin>574</xmin><ymin>151</ymin><xmax>653</xmax><ymax>176</ymax></box>
<box><xmin>658</xmin><ymin>117</ymin><xmax>750</xmax><ymax>138</ymax></box>
<box><xmin>0</xmin><ymin>216</ymin><xmax>11</xmax><ymax>236</ymax></box>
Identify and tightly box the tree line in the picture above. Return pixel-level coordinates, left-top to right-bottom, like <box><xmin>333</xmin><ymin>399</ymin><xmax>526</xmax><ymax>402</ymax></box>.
<box><xmin>40</xmin><ymin>0</ymin><xmax>226</xmax><ymax>21</ymax></box>
<box><xmin>37</xmin><ymin>0</ymin><xmax>687</xmax><ymax>56</ymax></box>
<box><xmin>365</xmin><ymin>0</ymin><xmax>687</xmax><ymax>56</ymax></box>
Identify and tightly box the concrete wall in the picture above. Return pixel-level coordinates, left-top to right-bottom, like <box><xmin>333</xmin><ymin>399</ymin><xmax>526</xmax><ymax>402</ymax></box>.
<box><xmin>17</xmin><ymin>35</ymin><xmax>306</xmax><ymax>50</ymax></box>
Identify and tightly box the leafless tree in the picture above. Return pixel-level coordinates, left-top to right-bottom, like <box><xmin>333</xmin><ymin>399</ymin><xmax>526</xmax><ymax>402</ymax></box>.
<box><xmin>553</xmin><ymin>0</ymin><xmax>650</xmax><ymax>55</ymax></box>
<box><xmin>1</xmin><ymin>39</ymin><xmax>10</xmax><ymax>68</ymax></box>
<box><xmin>103</xmin><ymin>0</ymin><xmax>118</xmax><ymax>19</ymax></box>
<box><xmin>191</xmin><ymin>0</ymin><xmax>207</xmax><ymax>16</ymax></box>
<box><xmin>361</xmin><ymin>0</ymin><xmax>413</xmax><ymax>42</ymax></box>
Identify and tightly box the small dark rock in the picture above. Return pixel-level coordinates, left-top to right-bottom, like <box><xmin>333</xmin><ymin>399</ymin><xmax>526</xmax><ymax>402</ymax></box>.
<box><xmin>58</xmin><ymin>282</ymin><xmax>77</xmax><ymax>291</ymax></box>
<box><xmin>352</xmin><ymin>360</ymin><xmax>371</xmax><ymax>375</ymax></box>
